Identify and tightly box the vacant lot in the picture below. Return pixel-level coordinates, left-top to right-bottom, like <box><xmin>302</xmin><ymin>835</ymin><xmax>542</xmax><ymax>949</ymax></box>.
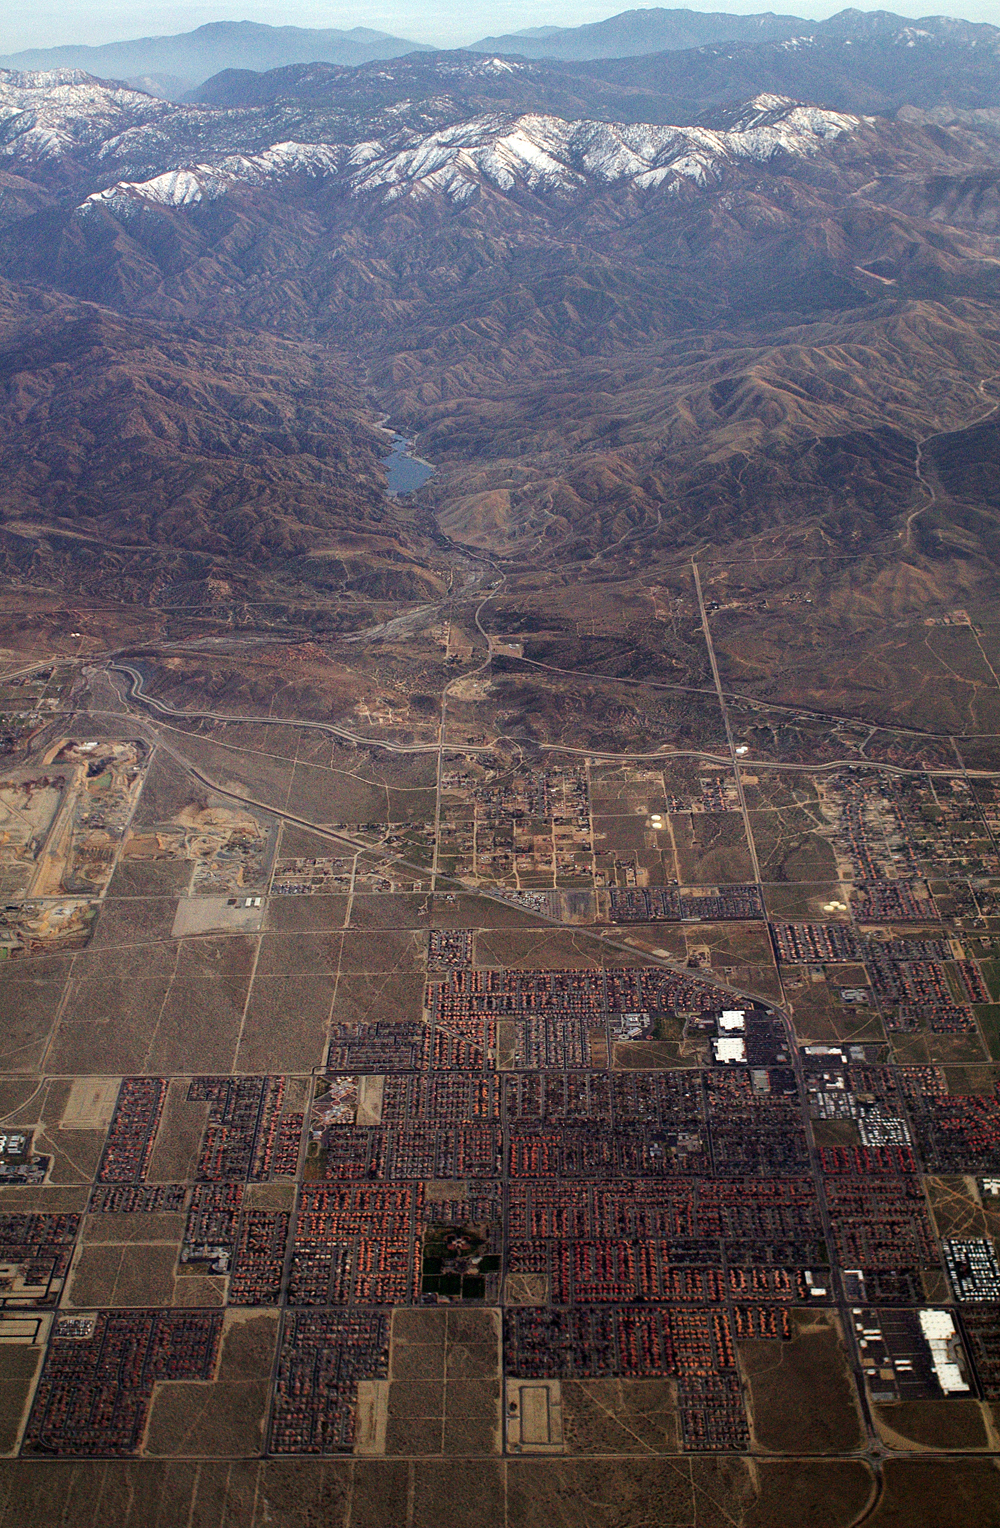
<box><xmin>561</xmin><ymin>1379</ymin><xmax>679</xmax><ymax>1454</ymax></box>
<box><xmin>783</xmin><ymin>974</ymin><xmax>885</xmax><ymax>1046</ymax></box>
<box><xmin>0</xmin><ymin>1454</ymin><xmax>882</xmax><ymax>1527</ymax></box>
<box><xmin>742</xmin><ymin>775</ymin><xmax>821</xmax><ymax>810</ymax></box>
<box><xmin>329</xmin><ymin>972</ymin><xmax>426</xmax><ymax>1026</ymax></box>
<box><xmin>686</xmin><ymin>924</ymin><xmax>775</xmax><ymax>965</ymax></box>
<box><xmin>926</xmin><ymin>1176</ymin><xmax>1000</xmax><ymax>1243</ymax></box>
<box><xmin>105</xmin><ymin>858</ymin><xmax>193</xmax><ymax>897</ymax></box>
<box><xmin>869</xmin><ymin>1459</ymin><xmax>1000</xmax><ymax>1527</ymax></box>
<box><xmin>265</xmin><ymin>895</ymin><xmax>350</xmax><ymax>931</ymax></box>
<box><xmin>144</xmin><ymin>975</ymin><xmax>251</xmax><ymax>1074</ymax></box>
<box><xmin>890</xmin><ymin>1029</ymin><xmax>988</xmax><ymax>1067</ymax></box>
<box><xmin>763</xmin><ymin>884</ymin><xmax>852</xmax><ymax>921</ymax></box>
<box><xmin>739</xmin><ymin>1311</ymin><xmax>863</xmax><ymax>1455</ymax></box>
<box><xmin>0</xmin><ymin>971</ymin><xmax>66</xmax><ymax>1074</ymax></box>
<box><xmin>874</xmin><ymin>1400</ymin><xmax>991</xmax><ymax>1452</ymax></box>
<box><xmin>750</xmin><ymin>808</ymin><xmax>839</xmax><ymax>884</ymax></box>
<box><xmin>145</xmin><ymin>1080</ymin><xmax>210</xmax><ymax>1182</ymax></box>
<box><xmin>337</xmin><ymin>930</ymin><xmax>424</xmax><ymax>973</ymax></box>
<box><xmin>0</xmin><ymin>1347</ymin><xmax>42</xmax><ymax>1457</ymax></box>
<box><xmin>475</xmin><ymin>929</ymin><xmax>606</xmax><ymax>970</ymax></box>
<box><xmin>89</xmin><ymin>898</ymin><xmax>178</xmax><ymax>948</ymax></box>
<box><xmin>65</xmin><ymin>1242</ymin><xmax>181</xmax><ymax>1308</ymax></box>
<box><xmin>256</xmin><ymin>930</ymin><xmax>339</xmax><ymax>975</ymax></box>
<box><xmin>671</xmin><ymin>813</ymin><xmax>754</xmax><ymax>885</ymax></box>
<box><xmin>46</xmin><ymin>974</ymin><xmax>172</xmax><ymax>1075</ymax></box>
<box><xmin>145</xmin><ymin>1311</ymin><xmax>279</xmax><ymax>1458</ymax></box>
<box><xmin>746</xmin><ymin>1462</ymin><xmax>873</xmax><ymax>1527</ymax></box>
<box><xmin>236</xmin><ymin>973</ymin><xmax>335</xmax><ymax>1073</ymax></box>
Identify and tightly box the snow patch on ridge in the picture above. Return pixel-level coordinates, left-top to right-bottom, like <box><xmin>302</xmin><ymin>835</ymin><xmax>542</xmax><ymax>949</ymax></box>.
<box><xmin>72</xmin><ymin>93</ymin><xmax>863</xmax><ymax>217</ymax></box>
<box><xmin>348</xmin><ymin>98</ymin><xmax>861</xmax><ymax>202</ymax></box>
<box><xmin>0</xmin><ymin>68</ymin><xmax>173</xmax><ymax>164</ymax></box>
<box><xmin>81</xmin><ymin>139</ymin><xmax>356</xmax><ymax>215</ymax></box>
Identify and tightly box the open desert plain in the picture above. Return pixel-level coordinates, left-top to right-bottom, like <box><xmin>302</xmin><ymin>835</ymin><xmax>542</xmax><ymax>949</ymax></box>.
<box><xmin>3</xmin><ymin>5</ymin><xmax>1000</xmax><ymax>1522</ymax></box>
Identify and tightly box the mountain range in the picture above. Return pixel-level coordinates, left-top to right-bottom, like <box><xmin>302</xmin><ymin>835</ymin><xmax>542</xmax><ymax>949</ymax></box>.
<box><xmin>2</xmin><ymin>19</ymin><xmax>1000</xmax><ymax>725</ymax></box>
<box><xmin>467</xmin><ymin>7</ymin><xmax>809</xmax><ymax>60</ymax></box>
<box><xmin>466</xmin><ymin>4</ymin><xmax>999</xmax><ymax>59</ymax></box>
<box><xmin>0</xmin><ymin>21</ymin><xmax>433</xmax><ymax>101</ymax></box>
<box><xmin>5</xmin><ymin>8</ymin><xmax>999</xmax><ymax>102</ymax></box>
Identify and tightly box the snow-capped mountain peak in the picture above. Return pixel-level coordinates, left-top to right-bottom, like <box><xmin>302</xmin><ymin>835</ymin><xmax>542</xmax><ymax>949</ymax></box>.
<box><xmin>346</xmin><ymin>101</ymin><xmax>861</xmax><ymax>202</ymax></box>
<box><xmin>0</xmin><ymin>67</ymin><xmax>184</xmax><ymax>167</ymax></box>
<box><xmin>81</xmin><ymin>139</ymin><xmax>357</xmax><ymax>214</ymax></box>
<box><xmin>73</xmin><ymin>98</ymin><xmax>864</xmax><ymax>218</ymax></box>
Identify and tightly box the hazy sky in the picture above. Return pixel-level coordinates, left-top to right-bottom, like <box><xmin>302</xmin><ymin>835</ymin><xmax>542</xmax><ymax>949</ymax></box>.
<box><xmin>4</xmin><ymin>0</ymin><xmax>998</xmax><ymax>53</ymax></box>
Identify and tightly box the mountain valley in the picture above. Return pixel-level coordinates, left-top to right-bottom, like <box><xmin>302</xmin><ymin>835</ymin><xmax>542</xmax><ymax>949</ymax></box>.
<box><xmin>1</xmin><ymin>55</ymin><xmax>1000</xmax><ymax>735</ymax></box>
<box><xmin>5</xmin><ymin>22</ymin><xmax>1000</xmax><ymax>1517</ymax></box>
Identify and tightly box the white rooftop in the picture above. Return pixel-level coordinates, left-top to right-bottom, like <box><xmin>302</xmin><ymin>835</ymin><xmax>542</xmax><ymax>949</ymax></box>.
<box><xmin>713</xmin><ymin>1036</ymin><xmax>747</xmax><ymax>1063</ymax></box>
<box><xmin>919</xmin><ymin>1309</ymin><xmax>970</xmax><ymax>1394</ymax></box>
<box><xmin>919</xmin><ymin>1310</ymin><xmax>957</xmax><ymax>1340</ymax></box>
